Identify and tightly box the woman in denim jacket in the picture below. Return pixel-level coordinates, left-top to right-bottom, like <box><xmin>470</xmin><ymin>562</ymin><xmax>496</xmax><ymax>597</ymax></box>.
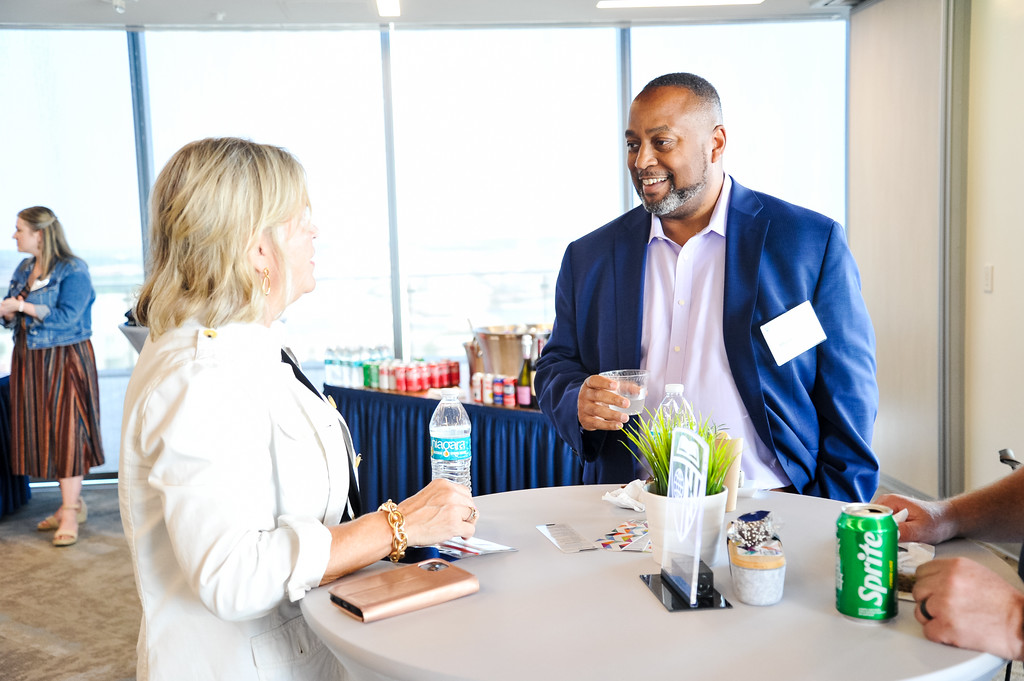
<box><xmin>1</xmin><ymin>207</ymin><xmax>103</xmax><ymax>546</ymax></box>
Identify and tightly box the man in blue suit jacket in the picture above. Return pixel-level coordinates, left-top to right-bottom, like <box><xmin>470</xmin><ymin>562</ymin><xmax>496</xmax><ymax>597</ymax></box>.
<box><xmin>535</xmin><ymin>73</ymin><xmax>878</xmax><ymax>503</ymax></box>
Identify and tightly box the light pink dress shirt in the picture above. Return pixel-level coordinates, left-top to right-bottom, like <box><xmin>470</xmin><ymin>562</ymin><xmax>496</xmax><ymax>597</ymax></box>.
<box><xmin>639</xmin><ymin>176</ymin><xmax>791</xmax><ymax>489</ymax></box>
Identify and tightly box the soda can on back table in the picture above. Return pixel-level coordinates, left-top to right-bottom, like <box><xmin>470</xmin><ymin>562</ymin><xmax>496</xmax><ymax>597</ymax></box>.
<box><xmin>836</xmin><ymin>503</ymin><xmax>898</xmax><ymax>622</ymax></box>
<box><xmin>492</xmin><ymin>375</ymin><xmax>504</xmax><ymax>406</ymax></box>
<box><xmin>502</xmin><ymin>377</ymin><xmax>516</xmax><ymax>408</ymax></box>
<box><xmin>482</xmin><ymin>373</ymin><xmax>494</xmax><ymax>405</ymax></box>
<box><xmin>406</xmin><ymin>363</ymin><xmax>420</xmax><ymax>392</ymax></box>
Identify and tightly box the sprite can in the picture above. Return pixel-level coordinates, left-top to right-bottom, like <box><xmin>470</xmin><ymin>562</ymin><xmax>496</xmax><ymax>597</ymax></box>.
<box><xmin>835</xmin><ymin>503</ymin><xmax>898</xmax><ymax>621</ymax></box>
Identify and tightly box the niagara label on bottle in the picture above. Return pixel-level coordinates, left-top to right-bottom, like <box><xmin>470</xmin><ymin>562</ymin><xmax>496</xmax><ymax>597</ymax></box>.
<box><xmin>430</xmin><ymin>434</ymin><xmax>470</xmax><ymax>461</ymax></box>
<box><xmin>429</xmin><ymin>388</ymin><xmax>472</xmax><ymax>489</ymax></box>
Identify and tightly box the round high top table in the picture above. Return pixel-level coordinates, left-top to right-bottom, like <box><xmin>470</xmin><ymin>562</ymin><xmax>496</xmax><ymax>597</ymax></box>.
<box><xmin>301</xmin><ymin>485</ymin><xmax>1021</xmax><ymax>681</ymax></box>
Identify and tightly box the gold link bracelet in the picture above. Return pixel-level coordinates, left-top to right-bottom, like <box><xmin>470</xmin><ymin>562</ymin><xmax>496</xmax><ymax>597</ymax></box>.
<box><xmin>378</xmin><ymin>500</ymin><xmax>408</xmax><ymax>563</ymax></box>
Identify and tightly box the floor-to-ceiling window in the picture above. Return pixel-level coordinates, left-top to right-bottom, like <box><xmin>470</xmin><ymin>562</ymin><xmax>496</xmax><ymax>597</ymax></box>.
<box><xmin>389</xmin><ymin>27</ymin><xmax>622</xmax><ymax>359</ymax></box>
<box><xmin>0</xmin><ymin>30</ymin><xmax>143</xmax><ymax>473</ymax></box>
<box><xmin>145</xmin><ymin>30</ymin><xmax>392</xmax><ymax>360</ymax></box>
<box><xmin>0</xmin><ymin>19</ymin><xmax>849</xmax><ymax>477</ymax></box>
<box><xmin>630</xmin><ymin>21</ymin><xmax>847</xmax><ymax>222</ymax></box>
<box><xmin>0</xmin><ymin>30</ymin><xmax>143</xmax><ymax>372</ymax></box>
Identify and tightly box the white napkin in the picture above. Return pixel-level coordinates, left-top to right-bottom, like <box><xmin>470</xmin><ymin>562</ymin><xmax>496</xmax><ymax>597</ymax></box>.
<box><xmin>602</xmin><ymin>479</ymin><xmax>646</xmax><ymax>512</ymax></box>
<box><xmin>896</xmin><ymin>541</ymin><xmax>935</xmax><ymax>601</ymax></box>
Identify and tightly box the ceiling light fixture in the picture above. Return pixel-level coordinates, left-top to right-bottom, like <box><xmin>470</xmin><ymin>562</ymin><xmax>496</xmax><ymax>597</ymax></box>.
<box><xmin>101</xmin><ymin>0</ymin><xmax>138</xmax><ymax>15</ymax></box>
<box><xmin>376</xmin><ymin>0</ymin><xmax>401</xmax><ymax>17</ymax></box>
<box><xmin>597</xmin><ymin>0</ymin><xmax>764</xmax><ymax>8</ymax></box>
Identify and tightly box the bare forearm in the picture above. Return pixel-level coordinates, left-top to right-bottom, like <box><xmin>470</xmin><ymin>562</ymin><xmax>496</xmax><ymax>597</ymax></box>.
<box><xmin>320</xmin><ymin>512</ymin><xmax>394</xmax><ymax>585</ymax></box>
<box><xmin>0</xmin><ymin>297</ymin><xmax>34</xmax><ymax>320</ymax></box>
<box><xmin>318</xmin><ymin>479</ymin><xmax>477</xmax><ymax>585</ymax></box>
<box><xmin>947</xmin><ymin>467</ymin><xmax>1024</xmax><ymax>542</ymax></box>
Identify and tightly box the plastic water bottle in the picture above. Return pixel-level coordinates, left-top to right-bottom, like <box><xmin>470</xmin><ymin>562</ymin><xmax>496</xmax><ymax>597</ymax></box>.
<box><xmin>336</xmin><ymin>347</ymin><xmax>349</xmax><ymax>386</ymax></box>
<box><xmin>429</xmin><ymin>388</ymin><xmax>472</xmax><ymax>489</ymax></box>
<box><xmin>658</xmin><ymin>383</ymin><xmax>695</xmax><ymax>429</ymax></box>
<box><xmin>324</xmin><ymin>347</ymin><xmax>341</xmax><ymax>386</ymax></box>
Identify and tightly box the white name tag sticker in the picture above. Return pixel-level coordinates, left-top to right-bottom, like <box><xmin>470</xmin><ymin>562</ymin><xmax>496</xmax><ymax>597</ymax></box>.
<box><xmin>760</xmin><ymin>301</ymin><xmax>827</xmax><ymax>366</ymax></box>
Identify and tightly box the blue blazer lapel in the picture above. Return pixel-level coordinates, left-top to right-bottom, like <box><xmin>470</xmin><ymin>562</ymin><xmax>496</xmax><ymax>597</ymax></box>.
<box><xmin>722</xmin><ymin>180</ymin><xmax>774</xmax><ymax>448</ymax></box>
<box><xmin>612</xmin><ymin>207</ymin><xmax>649</xmax><ymax>370</ymax></box>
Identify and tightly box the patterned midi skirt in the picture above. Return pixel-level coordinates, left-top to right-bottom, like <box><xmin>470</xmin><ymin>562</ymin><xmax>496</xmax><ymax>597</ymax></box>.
<box><xmin>9</xmin><ymin>337</ymin><xmax>104</xmax><ymax>479</ymax></box>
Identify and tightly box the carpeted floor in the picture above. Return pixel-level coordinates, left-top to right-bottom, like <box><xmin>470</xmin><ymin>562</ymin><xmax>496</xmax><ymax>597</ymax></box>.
<box><xmin>0</xmin><ymin>483</ymin><xmax>138</xmax><ymax>681</ymax></box>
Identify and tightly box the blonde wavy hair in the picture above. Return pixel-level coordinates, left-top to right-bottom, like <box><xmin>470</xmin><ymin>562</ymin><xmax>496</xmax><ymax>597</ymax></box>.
<box><xmin>17</xmin><ymin>206</ymin><xmax>77</xmax><ymax>275</ymax></box>
<box><xmin>135</xmin><ymin>137</ymin><xmax>309</xmax><ymax>338</ymax></box>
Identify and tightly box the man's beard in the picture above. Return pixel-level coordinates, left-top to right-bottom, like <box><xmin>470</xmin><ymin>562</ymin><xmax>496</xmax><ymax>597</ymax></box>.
<box><xmin>638</xmin><ymin>160</ymin><xmax>709</xmax><ymax>217</ymax></box>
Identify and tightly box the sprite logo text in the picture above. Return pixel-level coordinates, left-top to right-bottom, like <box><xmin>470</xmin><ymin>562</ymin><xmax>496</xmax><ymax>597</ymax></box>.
<box><xmin>431</xmin><ymin>436</ymin><xmax>471</xmax><ymax>461</ymax></box>
<box><xmin>856</xmin><ymin>531</ymin><xmax>890</xmax><ymax>606</ymax></box>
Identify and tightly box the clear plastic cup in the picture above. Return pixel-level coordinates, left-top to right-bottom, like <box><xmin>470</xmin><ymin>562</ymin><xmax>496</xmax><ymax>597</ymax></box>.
<box><xmin>599</xmin><ymin>369</ymin><xmax>649</xmax><ymax>415</ymax></box>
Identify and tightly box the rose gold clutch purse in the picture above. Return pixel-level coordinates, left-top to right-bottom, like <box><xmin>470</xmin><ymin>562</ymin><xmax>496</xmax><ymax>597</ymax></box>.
<box><xmin>328</xmin><ymin>558</ymin><xmax>479</xmax><ymax>623</ymax></box>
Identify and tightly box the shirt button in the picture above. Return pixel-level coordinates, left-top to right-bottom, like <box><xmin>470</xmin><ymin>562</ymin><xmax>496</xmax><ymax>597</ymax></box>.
<box><xmin>674</xmin><ymin>346</ymin><xmax>681</xmax><ymax>352</ymax></box>
<box><xmin>677</xmin><ymin>299</ymin><xmax>685</xmax><ymax>306</ymax></box>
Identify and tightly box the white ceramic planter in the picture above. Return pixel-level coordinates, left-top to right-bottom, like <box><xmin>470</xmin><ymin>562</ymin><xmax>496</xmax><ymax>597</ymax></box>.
<box><xmin>640</xmin><ymin>484</ymin><xmax>727</xmax><ymax>567</ymax></box>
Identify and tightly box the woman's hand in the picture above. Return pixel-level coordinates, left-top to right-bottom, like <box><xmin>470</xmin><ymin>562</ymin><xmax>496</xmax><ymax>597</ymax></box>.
<box><xmin>0</xmin><ymin>297</ymin><xmax>21</xmax><ymax>320</ymax></box>
<box><xmin>399</xmin><ymin>478</ymin><xmax>477</xmax><ymax>546</ymax></box>
<box><xmin>322</xmin><ymin>479</ymin><xmax>478</xmax><ymax>584</ymax></box>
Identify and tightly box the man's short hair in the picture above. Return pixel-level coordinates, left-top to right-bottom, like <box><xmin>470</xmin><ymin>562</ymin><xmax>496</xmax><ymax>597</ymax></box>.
<box><xmin>639</xmin><ymin>72</ymin><xmax>723</xmax><ymax>124</ymax></box>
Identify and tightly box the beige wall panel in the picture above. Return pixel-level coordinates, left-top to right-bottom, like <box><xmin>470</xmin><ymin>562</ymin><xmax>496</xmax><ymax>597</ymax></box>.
<box><xmin>964</xmin><ymin>2</ymin><xmax>1024</xmax><ymax>490</ymax></box>
<box><xmin>849</xmin><ymin>0</ymin><xmax>944</xmax><ymax>497</ymax></box>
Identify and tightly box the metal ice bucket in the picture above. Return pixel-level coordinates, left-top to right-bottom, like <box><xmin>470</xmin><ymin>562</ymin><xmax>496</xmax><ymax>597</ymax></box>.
<box><xmin>472</xmin><ymin>324</ymin><xmax>552</xmax><ymax>377</ymax></box>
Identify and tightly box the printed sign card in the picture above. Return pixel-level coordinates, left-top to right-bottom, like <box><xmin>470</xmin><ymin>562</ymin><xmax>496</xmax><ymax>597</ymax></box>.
<box><xmin>660</xmin><ymin>427</ymin><xmax>709</xmax><ymax>606</ymax></box>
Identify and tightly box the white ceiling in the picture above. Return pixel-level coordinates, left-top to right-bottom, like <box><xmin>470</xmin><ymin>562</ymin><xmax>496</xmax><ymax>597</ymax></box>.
<box><xmin>0</xmin><ymin>0</ymin><xmax>858</xmax><ymax>30</ymax></box>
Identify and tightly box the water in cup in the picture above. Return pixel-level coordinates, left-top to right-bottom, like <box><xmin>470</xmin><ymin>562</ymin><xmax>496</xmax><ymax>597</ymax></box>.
<box><xmin>614</xmin><ymin>390</ymin><xmax>647</xmax><ymax>415</ymax></box>
<box><xmin>599</xmin><ymin>369</ymin><xmax>649</xmax><ymax>416</ymax></box>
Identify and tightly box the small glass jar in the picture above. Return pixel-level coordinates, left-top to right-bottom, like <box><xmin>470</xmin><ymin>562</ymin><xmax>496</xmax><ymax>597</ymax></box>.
<box><xmin>727</xmin><ymin>510</ymin><xmax>786</xmax><ymax>606</ymax></box>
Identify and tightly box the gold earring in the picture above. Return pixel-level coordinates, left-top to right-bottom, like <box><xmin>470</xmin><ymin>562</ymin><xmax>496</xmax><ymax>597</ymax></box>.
<box><xmin>261</xmin><ymin>268</ymin><xmax>271</xmax><ymax>296</ymax></box>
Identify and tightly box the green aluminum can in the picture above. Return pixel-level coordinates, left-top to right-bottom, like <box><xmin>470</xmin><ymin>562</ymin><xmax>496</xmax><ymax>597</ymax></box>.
<box><xmin>835</xmin><ymin>503</ymin><xmax>898</xmax><ymax>621</ymax></box>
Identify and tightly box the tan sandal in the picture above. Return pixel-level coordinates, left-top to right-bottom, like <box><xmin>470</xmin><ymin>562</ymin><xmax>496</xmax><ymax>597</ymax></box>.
<box><xmin>37</xmin><ymin>498</ymin><xmax>87</xmax><ymax>531</ymax></box>
<box><xmin>52</xmin><ymin>523</ymin><xmax>78</xmax><ymax>547</ymax></box>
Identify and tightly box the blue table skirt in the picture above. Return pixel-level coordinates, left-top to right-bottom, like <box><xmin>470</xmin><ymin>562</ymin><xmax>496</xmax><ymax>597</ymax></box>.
<box><xmin>0</xmin><ymin>374</ymin><xmax>31</xmax><ymax>518</ymax></box>
<box><xmin>323</xmin><ymin>385</ymin><xmax>582</xmax><ymax>511</ymax></box>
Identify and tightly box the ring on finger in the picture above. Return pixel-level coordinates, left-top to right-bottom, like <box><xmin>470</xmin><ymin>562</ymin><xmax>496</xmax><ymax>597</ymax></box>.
<box><xmin>919</xmin><ymin>596</ymin><xmax>935</xmax><ymax>621</ymax></box>
<box><xmin>465</xmin><ymin>507</ymin><xmax>479</xmax><ymax>523</ymax></box>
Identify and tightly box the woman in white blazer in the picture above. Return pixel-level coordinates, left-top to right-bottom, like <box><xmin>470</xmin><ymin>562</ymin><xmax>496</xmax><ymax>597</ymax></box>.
<box><xmin>119</xmin><ymin>137</ymin><xmax>478</xmax><ymax>681</ymax></box>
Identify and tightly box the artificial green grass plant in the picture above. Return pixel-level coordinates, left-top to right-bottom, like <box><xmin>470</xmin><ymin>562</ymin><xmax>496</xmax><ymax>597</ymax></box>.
<box><xmin>622</xmin><ymin>409</ymin><xmax>737</xmax><ymax>497</ymax></box>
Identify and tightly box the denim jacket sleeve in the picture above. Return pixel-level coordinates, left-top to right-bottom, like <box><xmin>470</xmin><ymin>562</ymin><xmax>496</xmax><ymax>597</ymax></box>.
<box><xmin>1</xmin><ymin>258</ymin><xmax>32</xmax><ymax>331</ymax></box>
<box><xmin>12</xmin><ymin>258</ymin><xmax>96</xmax><ymax>349</ymax></box>
<box><xmin>34</xmin><ymin>266</ymin><xmax>92</xmax><ymax>327</ymax></box>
